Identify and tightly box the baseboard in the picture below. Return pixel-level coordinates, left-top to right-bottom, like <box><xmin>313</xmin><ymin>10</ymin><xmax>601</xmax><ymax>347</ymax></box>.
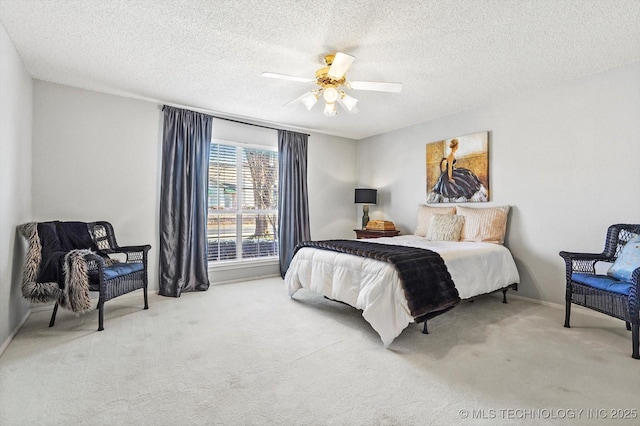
<box><xmin>0</xmin><ymin>309</ymin><xmax>31</xmax><ymax>357</ymax></box>
<box><xmin>211</xmin><ymin>273</ymin><xmax>280</xmax><ymax>286</ymax></box>
<box><xmin>30</xmin><ymin>304</ymin><xmax>53</xmax><ymax>313</ymax></box>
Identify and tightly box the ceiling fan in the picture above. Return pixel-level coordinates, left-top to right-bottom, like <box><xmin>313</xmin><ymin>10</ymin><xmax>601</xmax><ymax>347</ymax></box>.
<box><xmin>261</xmin><ymin>52</ymin><xmax>402</xmax><ymax>116</ymax></box>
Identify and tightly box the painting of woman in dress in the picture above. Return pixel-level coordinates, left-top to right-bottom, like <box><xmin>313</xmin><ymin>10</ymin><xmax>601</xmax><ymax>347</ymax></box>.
<box><xmin>426</xmin><ymin>132</ymin><xmax>489</xmax><ymax>203</ymax></box>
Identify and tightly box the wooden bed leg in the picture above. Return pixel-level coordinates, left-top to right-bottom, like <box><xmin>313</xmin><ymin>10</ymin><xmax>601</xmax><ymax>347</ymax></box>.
<box><xmin>422</xmin><ymin>321</ymin><xmax>429</xmax><ymax>334</ymax></box>
<box><xmin>502</xmin><ymin>289</ymin><xmax>508</xmax><ymax>304</ymax></box>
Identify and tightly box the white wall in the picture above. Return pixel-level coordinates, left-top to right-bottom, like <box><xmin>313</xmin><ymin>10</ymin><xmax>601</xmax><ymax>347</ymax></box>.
<box><xmin>32</xmin><ymin>82</ymin><xmax>357</xmax><ymax>287</ymax></box>
<box><xmin>0</xmin><ymin>22</ymin><xmax>32</xmax><ymax>352</ymax></box>
<box><xmin>32</xmin><ymin>82</ymin><xmax>162</xmax><ymax>289</ymax></box>
<box><xmin>307</xmin><ymin>132</ymin><xmax>358</xmax><ymax>240</ymax></box>
<box><xmin>357</xmin><ymin>62</ymin><xmax>640</xmax><ymax>305</ymax></box>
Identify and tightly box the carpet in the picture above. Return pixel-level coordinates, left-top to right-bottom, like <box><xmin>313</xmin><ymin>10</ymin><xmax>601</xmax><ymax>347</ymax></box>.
<box><xmin>1</xmin><ymin>277</ymin><xmax>639</xmax><ymax>425</ymax></box>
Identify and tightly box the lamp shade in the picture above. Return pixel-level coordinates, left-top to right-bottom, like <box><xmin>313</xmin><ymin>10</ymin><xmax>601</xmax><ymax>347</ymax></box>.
<box><xmin>340</xmin><ymin>93</ymin><xmax>359</xmax><ymax>111</ymax></box>
<box><xmin>354</xmin><ymin>188</ymin><xmax>377</xmax><ymax>204</ymax></box>
<box><xmin>323</xmin><ymin>102</ymin><xmax>337</xmax><ymax>117</ymax></box>
<box><xmin>300</xmin><ymin>91</ymin><xmax>319</xmax><ymax>110</ymax></box>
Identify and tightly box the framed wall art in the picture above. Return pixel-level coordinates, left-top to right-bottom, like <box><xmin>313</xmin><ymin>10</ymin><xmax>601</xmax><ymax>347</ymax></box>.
<box><xmin>426</xmin><ymin>131</ymin><xmax>489</xmax><ymax>203</ymax></box>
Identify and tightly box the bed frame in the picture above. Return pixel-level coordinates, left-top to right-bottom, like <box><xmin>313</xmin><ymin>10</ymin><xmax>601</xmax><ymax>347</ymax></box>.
<box><xmin>421</xmin><ymin>282</ymin><xmax>518</xmax><ymax>334</ymax></box>
<box><xmin>325</xmin><ymin>282</ymin><xmax>519</xmax><ymax>336</ymax></box>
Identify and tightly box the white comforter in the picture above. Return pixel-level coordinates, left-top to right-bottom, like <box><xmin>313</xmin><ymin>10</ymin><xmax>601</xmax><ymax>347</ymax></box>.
<box><xmin>285</xmin><ymin>235</ymin><xmax>520</xmax><ymax>347</ymax></box>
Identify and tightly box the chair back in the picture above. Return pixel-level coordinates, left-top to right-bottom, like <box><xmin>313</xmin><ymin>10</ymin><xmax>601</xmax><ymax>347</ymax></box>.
<box><xmin>88</xmin><ymin>221</ymin><xmax>119</xmax><ymax>253</ymax></box>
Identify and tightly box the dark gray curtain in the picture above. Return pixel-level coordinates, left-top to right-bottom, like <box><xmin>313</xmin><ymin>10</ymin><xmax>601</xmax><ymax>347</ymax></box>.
<box><xmin>278</xmin><ymin>130</ymin><xmax>311</xmax><ymax>278</ymax></box>
<box><xmin>159</xmin><ymin>106</ymin><xmax>212</xmax><ymax>297</ymax></box>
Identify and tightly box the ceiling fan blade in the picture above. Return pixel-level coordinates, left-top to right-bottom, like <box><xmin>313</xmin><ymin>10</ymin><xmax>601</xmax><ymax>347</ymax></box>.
<box><xmin>261</xmin><ymin>72</ymin><xmax>314</xmax><ymax>84</ymax></box>
<box><xmin>327</xmin><ymin>52</ymin><xmax>355</xmax><ymax>79</ymax></box>
<box><xmin>349</xmin><ymin>81</ymin><xmax>403</xmax><ymax>93</ymax></box>
<box><xmin>283</xmin><ymin>92</ymin><xmax>309</xmax><ymax>107</ymax></box>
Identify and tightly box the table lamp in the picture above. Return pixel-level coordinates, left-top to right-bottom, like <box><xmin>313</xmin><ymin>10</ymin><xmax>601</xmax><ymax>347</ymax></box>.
<box><xmin>354</xmin><ymin>188</ymin><xmax>377</xmax><ymax>229</ymax></box>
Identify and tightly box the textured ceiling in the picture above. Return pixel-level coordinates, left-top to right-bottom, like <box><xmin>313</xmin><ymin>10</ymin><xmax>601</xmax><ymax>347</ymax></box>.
<box><xmin>1</xmin><ymin>0</ymin><xmax>639</xmax><ymax>140</ymax></box>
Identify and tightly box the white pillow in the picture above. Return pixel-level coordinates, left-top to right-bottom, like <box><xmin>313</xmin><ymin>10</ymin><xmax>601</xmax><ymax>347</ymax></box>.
<box><xmin>456</xmin><ymin>205</ymin><xmax>510</xmax><ymax>244</ymax></box>
<box><xmin>414</xmin><ymin>205</ymin><xmax>456</xmax><ymax>237</ymax></box>
<box><xmin>426</xmin><ymin>214</ymin><xmax>465</xmax><ymax>241</ymax></box>
<box><xmin>607</xmin><ymin>235</ymin><xmax>640</xmax><ymax>281</ymax></box>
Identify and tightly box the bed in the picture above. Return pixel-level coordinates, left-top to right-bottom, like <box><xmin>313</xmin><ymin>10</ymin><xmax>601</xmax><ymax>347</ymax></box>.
<box><xmin>284</xmin><ymin>205</ymin><xmax>521</xmax><ymax>347</ymax></box>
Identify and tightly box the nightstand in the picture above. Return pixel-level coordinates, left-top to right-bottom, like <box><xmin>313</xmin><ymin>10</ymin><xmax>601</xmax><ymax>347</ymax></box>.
<box><xmin>354</xmin><ymin>229</ymin><xmax>400</xmax><ymax>239</ymax></box>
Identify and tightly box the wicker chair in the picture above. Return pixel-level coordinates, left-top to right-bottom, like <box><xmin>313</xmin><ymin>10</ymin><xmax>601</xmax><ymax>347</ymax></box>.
<box><xmin>559</xmin><ymin>224</ymin><xmax>640</xmax><ymax>359</ymax></box>
<box><xmin>48</xmin><ymin>221</ymin><xmax>151</xmax><ymax>331</ymax></box>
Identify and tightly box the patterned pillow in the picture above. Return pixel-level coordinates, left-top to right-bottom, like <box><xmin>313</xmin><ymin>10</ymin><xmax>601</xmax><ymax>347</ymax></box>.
<box><xmin>414</xmin><ymin>205</ymin><xmax>456</xmax><ymax>237</ymax></box>
<box><xmin>426</xmin><ymin>214</ymin><xmax>465</xmax><ymax>241</ymax></box>
<box><xmin>456</xmin><ymin>205</ymin><xmax>510</xmax><ymax>244</ymax></box>
<box><xmin>607</xmin><ymin>235</ymin><xmax>640</xmax><ymax>281</ymax></box>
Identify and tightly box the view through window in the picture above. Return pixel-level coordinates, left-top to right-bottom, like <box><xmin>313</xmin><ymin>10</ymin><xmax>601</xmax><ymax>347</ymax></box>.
<box><xmin>208</xmin><ymin>142</ymin><xmax>278</xmax><ymax>262</ymax></box>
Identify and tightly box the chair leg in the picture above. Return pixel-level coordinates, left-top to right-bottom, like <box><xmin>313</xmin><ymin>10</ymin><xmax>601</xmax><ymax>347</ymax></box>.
<box><xmin>49</xmin><ymin>302</ymin><xmax>59</xmax><ymax>327</ymax></box>
<box><xmin>422</xmin><ymin>321</ymin><xmax>429</xmax><ymax>334</ymax></box>
<box><xmin>564</xmin><ymin>299</ymin><xmax>571</xmax><ymax>328</ymax></box>
<box><xmin>97</xmin><ymin>298</ymin><xmax>104</xmax><ymax>331</ymax></box>
<box><xmin>143</xmin><ymin>286</ymin><xmax>149</xmax><ymax>310</ymax></box>
<box><xmin>502</xmin><ymin>289</ymin><xmax>508</xmax><ymax>304</ymax></box>
<box><xmin>626</xmin><ymin>321</ymin><xmax>632</xmax><ymax>331</ymax></box>
<box><xmin>632</xmin><ymin>322</ymin><xmax>639</xmax><ymax>360</ymax></box>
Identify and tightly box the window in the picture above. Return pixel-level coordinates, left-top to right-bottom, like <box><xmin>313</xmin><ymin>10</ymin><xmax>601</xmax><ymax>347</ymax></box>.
<box><xmin>208</xmin><ymin>142</ymin><xmax>278</xmax><ymax>262</ymax></box>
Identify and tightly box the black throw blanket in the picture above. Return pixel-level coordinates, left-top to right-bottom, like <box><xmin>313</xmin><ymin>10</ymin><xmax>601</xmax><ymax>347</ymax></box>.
<box><xmin>36</xmin><ymin>221</ymin><xmax>98</xmax><ymax>285</ymax></box>
<box><xmin>293</xmin><ymin>239</ymin><xmax>460</xmax><ymax>321</ymax></box>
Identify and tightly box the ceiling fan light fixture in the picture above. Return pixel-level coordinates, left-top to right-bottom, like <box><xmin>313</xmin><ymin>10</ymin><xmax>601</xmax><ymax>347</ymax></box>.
<box><xmin>339</xmin><ymin>91</ymin><xmax>358</xmax><ymax>111</ymax></box>
<box><xmin>300</xmin><ymin>90</ymin><xmax>320</xmax><ymax>110</ymax></box>
<box><xmin>323</xmin><ymin>87</ymin><xmax>339</xmax><ymax>103</ymax></box>
<box><xmin>262</xmin><ymin>51</ymin><xmax>401</xmax><ymax>117</ymax></box>
<box><xmin>323</xmin><ymin>102</ymin><xmax>337</xmax><ymax>117</ymax></box>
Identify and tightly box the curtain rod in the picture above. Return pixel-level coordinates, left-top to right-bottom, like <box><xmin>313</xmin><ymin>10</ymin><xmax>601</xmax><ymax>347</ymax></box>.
<box><xmin>162</xmin><ymin>104</ymin><xmax>310</xmax><ymax>137</ymax></box>
<box><xmin>212</xmin><ymin>116</ymin><xmax>310</xmax><ymax>137</ymax></box>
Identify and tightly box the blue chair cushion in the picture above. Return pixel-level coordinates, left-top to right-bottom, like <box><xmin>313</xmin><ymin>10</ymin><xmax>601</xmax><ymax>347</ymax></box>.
<box><xmin>89</xmin><ymin>262</ymin><xmax>144</xmax><ymax>284</ymax></box>
<box><xmin>607</xmin><ymin>235</ymin><xmax>640</xmax><ymax>281</ymax></box>
<box><xmin>103</xmin><ymin>262</ymin><xmax>144</xmax><ymax>280</ymax></box>
<box><xmin>572</xmin><ymin>273</ymin><xmax>633</xmax><ymax>296</ymax></box>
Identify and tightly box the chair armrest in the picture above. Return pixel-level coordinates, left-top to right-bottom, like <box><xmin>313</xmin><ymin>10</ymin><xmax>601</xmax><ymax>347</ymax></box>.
<box><xmin>113</xmin><ymin>245</ymin><xmax>151</xmax><ymax>254</ymax></box>
<box><xmin>559</xmin><ymin>251</ymin><xmax>612</xmax><ymax>275</ymax></box>
<box><xmin>559</xmin><ymin>251</ymin><xmax>611</xmax><ymax>261</ymax></box>
<box><xmin>108</xmin><ymin>245</ymin><xmax>151</xmax><ymax>264</ymax></box>
<box><xmin>81</xmin><ymin>251</ymin><xmax>107</xmax><ymax>273</ymax></box>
